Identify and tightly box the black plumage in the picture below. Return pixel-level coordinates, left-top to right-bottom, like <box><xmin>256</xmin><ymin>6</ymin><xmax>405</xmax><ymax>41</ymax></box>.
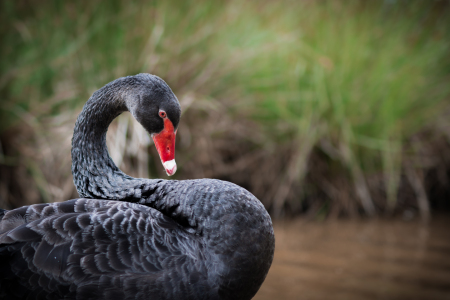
<box><xmin>0</xmin><ymin>74</ymin><xmax>275</xmax><ymax>300</ymax></box>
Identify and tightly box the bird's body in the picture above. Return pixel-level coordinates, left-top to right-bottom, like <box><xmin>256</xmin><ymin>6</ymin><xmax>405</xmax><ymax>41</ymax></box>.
<box><xmin>0</xmin><ymin>74</ymin><xmax>274</xmax><ymax>300</ymax></box>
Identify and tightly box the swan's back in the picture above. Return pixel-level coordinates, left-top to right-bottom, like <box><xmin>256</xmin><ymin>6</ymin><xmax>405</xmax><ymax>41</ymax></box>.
<box><xmin>0</xmin><ymin>179</ymin><xmax>274</xmax><ymax>300</ymax></box>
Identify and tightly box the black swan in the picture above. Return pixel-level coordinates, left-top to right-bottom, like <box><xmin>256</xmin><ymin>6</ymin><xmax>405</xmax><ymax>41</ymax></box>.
<box><xmin>0</xmin><ymin>74</ymin><xmax>275</xmax><ymax>300</ymax></box>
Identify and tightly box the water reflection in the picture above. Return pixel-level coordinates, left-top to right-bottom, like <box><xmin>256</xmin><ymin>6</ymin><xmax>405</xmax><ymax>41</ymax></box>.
<box><xmin>254</xmin><ymin>216</ymin><xmax>450</xmax><ymax>300</ymax></box>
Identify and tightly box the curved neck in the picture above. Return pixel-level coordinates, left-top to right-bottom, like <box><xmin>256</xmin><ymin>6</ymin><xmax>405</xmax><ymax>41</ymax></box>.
<box><xmin>71</xmin><ymin>82</ymin><xmax>139</xmax><ymax>199</ymax></box>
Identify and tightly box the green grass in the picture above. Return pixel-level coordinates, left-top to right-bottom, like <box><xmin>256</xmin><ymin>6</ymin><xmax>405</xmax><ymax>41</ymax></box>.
<box><xmin>216</xmin><ymin>1</ymin><xmax>450</xmax><ymax>215</ymax></box>
<box><xmin>1</xmin><ymin>0</ymin><xmax>449</xmax><ymax>217</ymax></box>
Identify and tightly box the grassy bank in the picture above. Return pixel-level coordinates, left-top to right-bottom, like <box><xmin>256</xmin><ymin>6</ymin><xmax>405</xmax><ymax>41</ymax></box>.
<box><xmin>1</xmin><ymin>0</ymin><xmax>449</xmax><ymax>218</ymax></box>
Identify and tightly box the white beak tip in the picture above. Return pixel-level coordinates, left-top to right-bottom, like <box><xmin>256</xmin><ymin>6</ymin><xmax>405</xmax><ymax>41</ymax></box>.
<box><xmin>163</xmin><ymin>159</ymin><xmax>177</xmax><ymax>176</ymax></box>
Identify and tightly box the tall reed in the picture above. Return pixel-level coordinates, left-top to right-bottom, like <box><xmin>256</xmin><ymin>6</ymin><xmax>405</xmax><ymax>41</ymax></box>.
<box><xmin>1</xmin><ymin>0</ymin><xmax>449</xmax><ymax>218</ymax></box>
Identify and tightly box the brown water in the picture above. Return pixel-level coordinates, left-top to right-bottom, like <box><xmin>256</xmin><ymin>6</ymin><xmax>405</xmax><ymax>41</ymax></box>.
<box><xmin>254</xmin><ymin>216</ymin><xmax>450</xmax><ymax>300</ymax></box>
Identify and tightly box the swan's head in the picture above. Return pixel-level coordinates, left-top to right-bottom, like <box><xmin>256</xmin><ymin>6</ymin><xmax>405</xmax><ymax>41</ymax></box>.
<box><xmin>124</xmin><ymin>74</ymin><xmax>181</xmax><ymax>176</ymax></box>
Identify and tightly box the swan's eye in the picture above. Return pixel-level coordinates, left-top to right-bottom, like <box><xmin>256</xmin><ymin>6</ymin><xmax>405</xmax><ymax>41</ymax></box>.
<box><xmin>159</xmin><ymin>111</ymin><xmax>167</xmax><ymax>118</ymax></box>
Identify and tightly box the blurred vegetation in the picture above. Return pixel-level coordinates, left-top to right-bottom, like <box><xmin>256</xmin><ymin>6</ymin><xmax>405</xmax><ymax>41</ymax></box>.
<box><xmin>1</xmin><ymin>0</ymin><xmax>449</xmax><ymax>219</ymax></box>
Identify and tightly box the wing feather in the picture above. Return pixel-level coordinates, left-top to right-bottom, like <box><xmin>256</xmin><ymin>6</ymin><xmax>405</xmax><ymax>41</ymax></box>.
<box><xmin>0</xmin><ymin>199</ymin><xmax>209</xmax><ymax>299</ymax></box>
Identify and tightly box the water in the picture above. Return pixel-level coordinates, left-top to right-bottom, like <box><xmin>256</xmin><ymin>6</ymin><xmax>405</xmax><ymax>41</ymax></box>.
<box><xmin>254</xmin><ymin>216</ymin><xmax>450</xmax><ymax>300</ymax></box>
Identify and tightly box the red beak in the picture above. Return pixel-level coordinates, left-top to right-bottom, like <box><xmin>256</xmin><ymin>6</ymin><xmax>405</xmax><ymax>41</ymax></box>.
<box><xmin>152</xmin><ymin>118</ymin><xmax>177</xmax><ymax>176</ymax></box>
